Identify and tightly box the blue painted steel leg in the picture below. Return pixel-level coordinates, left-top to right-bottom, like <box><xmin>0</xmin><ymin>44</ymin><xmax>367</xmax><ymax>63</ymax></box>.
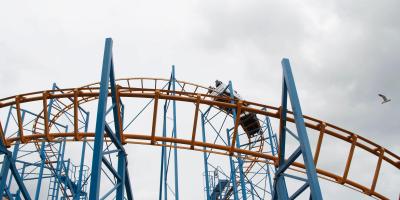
<box><xmin>158</xmin><ymin>104</ymin><xmax>166</xmax><ymax>200</ymax></box>
<box><xmin>171</xmin><ymin>66</ymin><xmax>180</xmax><ymax>200</ymax></box>
<box><xmin>273</xmin><ymin>75</ymin><xmax>290</xmax><ymax>200</ymax></box>
<box><xmin>226</xmin><ymin>129</ymin><xmax>239</xmax><ymax>200</ymax></box>
<box><xmin>228</xmin><ymin>81</ymin><xmax>247</xmax><ymax>200</ymax></box>
<box><xmin>0</xmin><ymin>149</ymin><xmax>11</xmax><ymax>197</ymax></box>
<box><xmin>264</xmin><ymin>113</ymin><xmax>279</xmax><ymax>197</ymax></box>
<box><xmin>0</xmin><ymin>144</ymin><xmax>31</xmax><ymax>200</ymax></box>
<box><xmin>158</xmin><ymin>67</ymin><xmax>181</xmax><ymax>200</ymax></box>
<box><xmin>89</xmin><ymin>38</ymin><xmax>113</xmax><ymax>200</ymax></box>
<box><xmin>15</xmin><ymin>163</ymin><xmax>26</xmax><ymax>200</ymax></box>
<box><xmin>74</xmin><ymin>112</ymin><xmax>90</xmax><ymax>200</ymax></box>
<box><xmin>89</xmin><ymin>38</ymin><xmax>133</xmax><ymax>200</ymax></box>
<box><xmin>273</xmin><ymin>58</ymin><xmax>323</xmax><ymax>200</ymax></box>
<box><xmin>201</xmin><ymin>114</ymin><xmax>211</xmax><ymax>200</ymax></box>
<box><xmin>160</xmin><ymin>102</ymin><xmax>168</xmax><ymax>200</ymax></box>
<box><xmin>36</xmin><ymin>83</ymin><xmax>59</xmax><ymax>200</ymax></box>
<box><xmin>109</xmin><ymin>52</ymin><xmax>129</xmax><ymax>200</ymax></box>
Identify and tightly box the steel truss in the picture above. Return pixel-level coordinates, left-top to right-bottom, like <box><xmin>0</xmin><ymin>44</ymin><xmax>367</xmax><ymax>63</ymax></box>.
<box><xmin>0</xmin><ymin>38</ymin><xmax>398</xmax><ymax>200</ymax></box>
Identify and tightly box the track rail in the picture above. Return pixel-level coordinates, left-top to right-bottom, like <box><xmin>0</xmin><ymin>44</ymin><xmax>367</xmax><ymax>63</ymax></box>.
<box><xmin>0</xmin><ymin>80</ymin><xmax>399</xmax><ymax>200</ymax></box>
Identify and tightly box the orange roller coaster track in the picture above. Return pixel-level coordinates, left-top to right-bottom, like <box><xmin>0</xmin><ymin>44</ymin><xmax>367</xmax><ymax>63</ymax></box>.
<box><xmin>0</xmin><ymin>78</ymin><xmax>398</xmax><ymax>199</ymax></box>
<box><xmin>0</xmin><ymin>38</ymin><xmax>398</xmax><ymax>200</ymax></box>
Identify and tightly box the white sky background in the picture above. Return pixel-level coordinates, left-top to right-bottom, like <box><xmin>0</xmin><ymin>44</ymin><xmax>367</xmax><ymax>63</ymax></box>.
<box><xmin>0</xmin><ymin>0</ymin><xmax>399</xmax><ymax>199</ymax></box>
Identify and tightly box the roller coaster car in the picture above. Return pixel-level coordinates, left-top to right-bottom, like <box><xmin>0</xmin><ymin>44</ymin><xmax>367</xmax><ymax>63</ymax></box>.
<box><xmin>209</xmin><ymin>80</ymin><xmax>261</xmax><ymax>138</ymax></box>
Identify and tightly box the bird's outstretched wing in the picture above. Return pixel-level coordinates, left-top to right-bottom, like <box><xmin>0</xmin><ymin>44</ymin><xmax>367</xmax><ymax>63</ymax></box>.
<box><xmin>378</xmin><ymin>94</ymin><xmax>388</xmax><ymax>101</ymax></box>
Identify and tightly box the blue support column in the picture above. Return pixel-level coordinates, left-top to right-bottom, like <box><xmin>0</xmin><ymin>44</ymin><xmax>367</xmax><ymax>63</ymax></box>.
<box><xmin>226</xmin><ymin>129</ymin><xmax>239</xmax><ymax>200</ymax></box>
<box><xmin>14</xmin><ymin>163</ymin><xmax>26</xmax><ymax>200</ymax></box>
<box><xmin>158</xmin><ymin>103</ymin><xmax>166</xmax><ymax>200</ymax></box>
<box><xmin>0</xmin><ymin>149</ymin><xmax>11</xmax><ymax>197</ymax></box>
<box><xmin>36</xmin><ymin>84</ymin><xmax>57</xmax><ymax>200</ymax></box>
<box><xmin>10</xmin><ymin>160</ymin><xmax>31</xmax><ymax>200</ymax></box>
<box><xmin>273</xmin><ymin>58</ymin><xmax>322</xmax><ymax>200</ymax></box>
<box><xmin>89</xmin><ymin>38</ymin><xmax>113</xmax><ymax>200</ymax></box>
<box><xmin>159</xmin><ymin>101</ymin><xmax>168</xmax><ymax>200</ymax></box>
<box><xmin>89</xmin><ymin>38</ymin><xmax>133</xmax><ymax>200</ymax></box>
<box><xmin>109</xmin><ymin>52</ymin><xmax>128</xmax><ymax>200</ymax></box>
<box><xmin>264</xmin><ymin>114</ymin><xmax>278</xmax><ymax>196</ymax></box>
<box><xmin>227</xmin><ymin>81</ymin><xmax>247</xmax><ymax>200</ymax></box>
<box><xmin>171</xmin><ymin>66</ymin><xmax>180</xmax><ymax>200</ymax></box>
<box><xmin>200</xmin><ymin>114</ymin><xmax>211</xmax><ymax>200</ymax></box>
<box><xmin>74</xmin><ymin>112</ymin><xmax>90</xmax><ymax>200</ymax></box>
<box><xmin>281</xmin><ymin>58</ymin><xmax>322</xmax><ymax>199</ymax></box>
<box><xmin>35</xmin><ymin>141</ymin><xmax>46</xmax><ymax>200</ymax></box>
<box><xmin>158</xmin><ymin>67</ymin><xmax>180</xmax><ymax>200</ymax></box>
<box><xmin>273</xmin><ymin>74</ymin><xmax>290</xmax><ymax>200</ymax></box>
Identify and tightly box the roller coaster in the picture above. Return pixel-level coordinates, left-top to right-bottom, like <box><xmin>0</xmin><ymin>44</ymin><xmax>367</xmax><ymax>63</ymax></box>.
<box><xmin>0</xmin><ymin>38</ymin><xmax>398</xmax><ymax>200</ymax></box>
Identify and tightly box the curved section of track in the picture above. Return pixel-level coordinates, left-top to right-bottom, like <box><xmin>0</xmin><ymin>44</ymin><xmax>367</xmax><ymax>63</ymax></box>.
<box><xmin>0</xmin><ymin>79</ymin><xmax>398</xmax><ymax>200</ymax></box>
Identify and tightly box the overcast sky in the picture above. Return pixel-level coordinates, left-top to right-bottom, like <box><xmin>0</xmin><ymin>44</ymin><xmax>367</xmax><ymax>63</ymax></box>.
<box><xmin>0</xmin><ymin>0</ymin><xmax>399</xmax><ymax>199</ymax></box>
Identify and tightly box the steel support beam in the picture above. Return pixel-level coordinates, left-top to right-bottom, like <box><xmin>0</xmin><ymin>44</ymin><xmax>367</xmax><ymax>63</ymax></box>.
<box><xmin>89</xmin><ymin>38</ymin><xmax>132</xmax><ymax>200</ymax></box>
<box><xmin>201</xmin><ymin>114</ymin><xmax>211</xmax><ymax>200</ymax></box>
<box><xmin>228</xmin><ymin>81</ymin><xmax>247</xmax><ymax>200</ymax></box>
<box><xmin>274</xmin><ymin>58</ymin><xmax>322</xmax><ymax>200</ymax></box>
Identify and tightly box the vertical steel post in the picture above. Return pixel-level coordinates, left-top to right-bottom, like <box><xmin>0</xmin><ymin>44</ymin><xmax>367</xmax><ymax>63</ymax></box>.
<box><xmin>274</xmin><ymin>58</ymin><xmax>323</xmax><ymax>200</ymax></box>
<box><xmin>226</xmin><ymin>129</ymin><xmax>239</xmax><ymax>200</ymax></box>
<box><xmin>281</xmin><ymin>58</ymin><xmax>322</xmax><ymax>199</ymax></box>
<box><xmin>36</xmin><ymin>83</ymin><xmax>57</xmax><ymax>200</ymax></box>
<box><xmin>158</xmin><ymin>105</ymin><xmax>166</xmax><ymax>200</ymax></box>
<box><xmin>159</xmin><ymin>101</ymin><xmax>168</xmax><ymax>200</ymax></box>
<box><xmin>265</xmin><ymin>114</ymin><xmax>278</xmax><ymax>196</ymax></box>
<box><xmin>0</xmin><ymin>151</ymin><xmax>11</xmax><ymax>196</ymax></box>
<box><xmin>89</xmin><ymin>38</ymin><xmax>114</xmax><ymax>200</ymax></box>
<box><xmin>273</xmin><ymin>75</ymin><xmax>289</xmax><ymax>200</ymax></box>
<box><xmin>110</xmin><ymin>65</ymin><xmax>129</xmax><ymax>200</ymax></box>
<box><xmin>15</xmin><ymin>163</ymin><xmax>26</xmax><ymax>200</ymax></box>
<box><xmin>201</xmin><ymin>114</ymin><xmax>211</xmax><ymax>200</ymax></box>
<box><xmin>52</xmin><ymin>138</ymin><xmax>67</xmax><ymax>200</ymax></box>
<box><xmin>89</xmin><ymin>38</ymin><xmax>133</xmax><ymax>200</ymax></box>
<box><xmin>171</xmin><ymin>65</ymin><xmax>180</xmax><ymax>200</ymax></box>
<box><xmin>228</xmin><ymin>81</ymin><xmax>247</xmax><ymax>200</ymax></box>
<box><xmin>74</xmin><ymin>112</ymin><xmax>90</xmax><ymax>200</ymax></box>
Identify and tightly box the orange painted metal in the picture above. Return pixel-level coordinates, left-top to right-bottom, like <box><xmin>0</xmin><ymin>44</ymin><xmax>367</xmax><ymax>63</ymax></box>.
<box><xmin>73</xmin><ymin>89</ymin><xmax>80</xmax><ymax>141</ymax></box>
<box><xmin>341</xmin><ymin>134</ymin><xmax>357</xmax><ymax>184</ymax></box>
<box><xmin>370</xmin><ymin>147</ymin><xmax>384</xmax><ymax>193</ymax></box>
<box><xmin>15</xmin><ymin>96</ymin><xmax>26</xmax><ymax>143</ymax></box>
<box><xmin>314</xmin><ymin>122</ymin><xmax>326</xmax><ymax>166</ymax></box>
<box><xmin>0</xmin><ymin>121</ymin><xmax>9</xmax><ymax>147</ymax></box>
<box><xmin>150</xmin><ymin>90</ymin><xmax>159</xmax><ymax>145</ymax></box>
<box><xmin>0</xmin><ymin>129</ymin><xmax>392</xmax><ymax>200</ymax></box>
<box><xmin>0</xmin><ymin>79</ymin><xmax>398</xmax><ymax>200</ymax></box>
<box><xmin>277</xmin><ymin>106</ymin><xmax>283</xmax><ymax>167</ymax></box>
<box><xmin>1</xmin><ymin>87</ymin><xmax>399</xmax><ymax>169</ymax></box>
<box><xmin>42</xmin><ymin>91</ymin><xmax>52</xmax><ymax>142</ymax></box>
<box><xmin>190</xmin><ymin>94</ymin><xmax>201</xmax><ymax>150</ymax></box>
<box><xmin>114</xmin><ymin>85</ymin><xmax>125</xmax><ymax>144</ymax></box>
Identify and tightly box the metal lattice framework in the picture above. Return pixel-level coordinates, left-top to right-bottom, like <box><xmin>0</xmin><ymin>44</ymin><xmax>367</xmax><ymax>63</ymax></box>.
<box><xmin>0</xmin><ymin>38</ymin><xmax>399</xmax><ymax>200</ymax></box>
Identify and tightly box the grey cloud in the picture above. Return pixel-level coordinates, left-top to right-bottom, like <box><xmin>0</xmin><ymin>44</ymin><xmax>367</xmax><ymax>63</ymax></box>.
<box><xmin>0</xmin><ymin>0</ymin><xmax>398</xmax><ymax>199</ymax></box>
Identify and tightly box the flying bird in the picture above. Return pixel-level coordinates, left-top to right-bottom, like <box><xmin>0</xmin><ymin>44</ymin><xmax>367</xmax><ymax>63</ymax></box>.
<box><xmin>378</xmin><ymin>94</ymin><xmax>391</xmax><ymax>104</ymax></box>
